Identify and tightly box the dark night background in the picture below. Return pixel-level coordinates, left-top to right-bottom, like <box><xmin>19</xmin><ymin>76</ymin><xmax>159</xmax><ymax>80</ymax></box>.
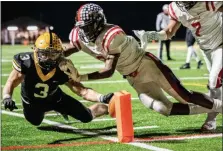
<box><xmin>2</xmin><ymin>1</ymin><xmax>186</xmax><ymax>41</ymax></box>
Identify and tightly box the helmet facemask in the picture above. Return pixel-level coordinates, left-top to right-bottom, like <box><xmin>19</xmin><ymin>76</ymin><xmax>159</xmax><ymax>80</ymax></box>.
<box><xmin>36</xmin><ymin>48</ymin><xmax>62</xmax><ymax>70</ymax></box>
<box><xmin>75</xmin><ymin>4</ymin><xmax>106</xmax><ymax>43</ymax></box>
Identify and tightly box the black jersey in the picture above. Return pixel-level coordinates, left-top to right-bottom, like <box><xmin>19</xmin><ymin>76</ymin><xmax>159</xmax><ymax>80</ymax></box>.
<box><xmin>13</xmin><ymin>52</ymin><xmax>69</xmax><ymax>103</ymax></box>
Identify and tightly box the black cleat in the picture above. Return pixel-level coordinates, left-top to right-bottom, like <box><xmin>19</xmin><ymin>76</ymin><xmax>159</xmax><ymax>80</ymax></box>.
<box><xmin>167</xmin><ymin>58</ymin><xmax>175</xmax><ymax>61</ymax></box>
<box><xmin>180</xmin><ymin>63</ymin><xmax>190</xmax><ymax>69</ymax></box>
<box><xmin>61</xmin><ymin>114</ymin><xmax>69</xmax><ymax>123</ymax></box>
<box><xmin>197</xmin><ymin>60</ymin><xmax>203</xmax><ymax>69</ymax></box>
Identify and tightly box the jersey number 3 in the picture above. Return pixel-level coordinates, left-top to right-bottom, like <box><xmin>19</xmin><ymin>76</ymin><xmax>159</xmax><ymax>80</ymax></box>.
<box><xmin>34</xmin><ymin>83</ymin><xmax>49</xmax><ymax>98</ymax></box>
<box><xmin>191</xmin><ymin>22</ymin><xmax>201</xmax><ymax>37</ymax></box>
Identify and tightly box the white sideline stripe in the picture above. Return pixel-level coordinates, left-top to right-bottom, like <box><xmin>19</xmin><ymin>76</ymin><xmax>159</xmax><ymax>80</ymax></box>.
<box><xmin>2</xmin><ymin>110</ymin><xmax>172</xmax><ymax>151</ymax></box>
<box><xmin>136</xmin><ymin>134</ymin><xmax>222</xmax><ymax>142</ymax></box>
<box><xmin>0</xmin><ymin>96</ymin><xmax>172</xmax><ymax>107</ymax></box>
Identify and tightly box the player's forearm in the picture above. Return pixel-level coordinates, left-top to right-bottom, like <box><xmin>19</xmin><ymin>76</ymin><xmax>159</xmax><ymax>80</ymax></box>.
<box><xmin>3</xmin><ymin>82</ymin><xmax>14</xmax><ymax>98</ymax></box>
<box><xmin>3</xmin><ymin>70</ymin><xmax>23</xmax><ymax>99</ymax></box>
<box><xmin>66</xmin><ymin>80</ymin><xmax>103</xmax><ymax>103</ymax></box>
<box><xmin>81</xmin><ymin>69</ymin><xmax>115</xmax><ymax>81</ymax></box>
<box><xmin>163</xmin><ymin>19</ymin><xmax>181</xmax><ymax>39</ymax></box>
<box><xmin>63</xmin><ymin>45</ymin><xmax>79</xmax><ymax>57</ymax></box>
<box><xmin>80</xmin><ymin>88</ymin><xmax>103</xmax><ymax>102</ymax></box>
<box><xmin>80</xmin><ymin>54</ymin><xmax>119</xmax><ymax>81</ymax></box>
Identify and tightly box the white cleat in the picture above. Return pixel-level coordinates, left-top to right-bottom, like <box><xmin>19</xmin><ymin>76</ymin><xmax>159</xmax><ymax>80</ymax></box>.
<box><xmin>201</xmin><ymin>120</ymin><xmax>217</xmax><ymax>133</ymax></box>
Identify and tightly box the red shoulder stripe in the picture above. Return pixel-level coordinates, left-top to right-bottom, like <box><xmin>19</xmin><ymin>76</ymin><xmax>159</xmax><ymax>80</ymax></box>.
<box><xmin>102</xmin><ymin>26</ymin><xmax>119</xmax><ymax>50</ymax></box>
<box><xmin>105</xmin><ymin>30</ymin><xmax>125</xmax><ymax>52</ymax></box>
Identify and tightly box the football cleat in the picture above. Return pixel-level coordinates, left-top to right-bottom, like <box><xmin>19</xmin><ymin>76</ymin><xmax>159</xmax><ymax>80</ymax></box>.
<box><xmin>61</xmin><ymin>114</ymin><xmax>70</xmax><ymax>123</ymax></box>
<box><xmin>197</xmin><ymin>60</ymin><xmax>203</xmax><ymax>69</ymax></box>
<box><xmin>201</xmin><ymin>120</ymin><xmax>216</xmax><ymax>133</ymax></box>
<box><xmin>180</xmin><ymin>63</ymin><xmax>190</xmax><ymax>69</ymax></box>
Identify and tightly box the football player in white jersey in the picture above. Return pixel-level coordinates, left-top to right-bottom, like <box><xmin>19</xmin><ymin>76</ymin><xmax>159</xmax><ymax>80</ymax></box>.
<box><xmin>133</xmin><ymin>1</ymin><xmax>223</xmax><ymax>132</ymax></box>
<box><xmin>62</xmin><ymin>3</ymin><xmax>223</xmax><ymax>129</ymax></box>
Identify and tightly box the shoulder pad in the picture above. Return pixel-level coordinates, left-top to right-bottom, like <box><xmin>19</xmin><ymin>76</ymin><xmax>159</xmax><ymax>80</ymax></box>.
<box><xmin>102</xmin><ymin>26</ymin><xmax>126</xmax><ymax>54</ymax></box>
<box><xmin>13</xmin><ymin>52</ymin><xmax>32</xmax><ymax>74</ymax></box>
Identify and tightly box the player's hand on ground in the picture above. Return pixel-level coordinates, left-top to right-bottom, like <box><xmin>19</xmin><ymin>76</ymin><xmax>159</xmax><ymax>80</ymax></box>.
<box><xmin>59</xmin><ymin>58</ymin><xmax>80</xmax><ymax>82</ymax></box>
<box><xmin>2</xmin><ymin>98</ymin><xmax>18</xmax><ymax>111</ymax></box>
<box><xmin>100</xmin><ymin>93</ymin><xmax>114</xmax><ymax>104</ymax></box>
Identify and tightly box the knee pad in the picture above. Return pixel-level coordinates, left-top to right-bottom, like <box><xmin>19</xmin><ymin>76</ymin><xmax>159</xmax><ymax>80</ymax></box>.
<box><xmin>139</xmin><ymin>93</ymin><xmax>172</xmax><ymax>116</ymax></box>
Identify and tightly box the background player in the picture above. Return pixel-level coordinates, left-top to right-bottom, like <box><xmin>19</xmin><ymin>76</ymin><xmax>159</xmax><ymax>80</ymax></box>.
<box><xmin>63</xmin><ymin>3</ymin><xmax>222</xmax><ymax>128</ymax></box>
<box><xmin>133</xmin><ymin>1</ymin><xmax>223</xmax><ymax>132</ymax></box>
<box><xmin>180</xmin><ymin>28</ymin><xmax>203</xmax><ymax>69</ymax></box>
<box><xmin>2</xmin><ymin>32</ymin><xmax>113</xmax><ymax>126</ymax></box>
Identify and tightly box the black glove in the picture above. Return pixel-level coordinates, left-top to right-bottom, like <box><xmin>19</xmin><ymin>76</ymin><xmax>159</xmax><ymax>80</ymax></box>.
<box><xmin>2</xmin><ymin>98</ymin><xmax>18</xmax><ymax>111</ymax></box>
<box><xmin>99</xmin><ymin>93</ymin><xmax>114</xmax><ymax>104</ymax></box>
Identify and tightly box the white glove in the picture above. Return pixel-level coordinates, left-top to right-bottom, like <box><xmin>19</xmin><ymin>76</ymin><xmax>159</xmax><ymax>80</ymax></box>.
<box><xmin>133</xmin><ymin>30</ymin><xmax>148</xmax><ymax>49</ymax></box>
<box><xmin>59</xmin><ymin>58</ymin><xmax>80</xmax><ymax>82</ymax></box>
<box><xmin>133</xmin><ymin>30</ymin><xmax>167</xmax><ymax>47</ymax></box>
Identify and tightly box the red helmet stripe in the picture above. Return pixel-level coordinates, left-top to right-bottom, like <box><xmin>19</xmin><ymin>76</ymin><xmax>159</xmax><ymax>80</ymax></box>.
<box><xmin>77</xmin><ymin>5</ymin><xmax>85</xmax><ymax>21</ymax></box>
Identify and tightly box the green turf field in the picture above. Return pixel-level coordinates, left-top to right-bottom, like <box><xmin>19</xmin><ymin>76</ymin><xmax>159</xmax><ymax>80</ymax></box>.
<box><xmin>1</xmin><ymin>42</ymin><xmax>222</xmax><ymax>151</ymax></box>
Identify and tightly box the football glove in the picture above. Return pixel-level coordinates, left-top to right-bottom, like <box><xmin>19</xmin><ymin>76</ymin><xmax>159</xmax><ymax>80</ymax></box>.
<box><xmin>2</xmin><ymin>98</ymin><xmax>18</xmax><ymax>111</ymax></box>
<box><xmin>133</xmin><ymin>30</ymin><xmax>167</xmax><ymax>49</ymax></box>
<box><xmin>59</xmin><ymin>58</ymin><xmax>80</xmax><ymax>82</ymax></box>
<box><xmin>99</xmin><ymin>93</ymin><xmax>114</xmax><ymax>104</ymax></box>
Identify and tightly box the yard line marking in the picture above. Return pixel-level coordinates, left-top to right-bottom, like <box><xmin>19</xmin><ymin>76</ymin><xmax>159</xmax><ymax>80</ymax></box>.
<box><xmin>135</xmin><ymin>133</ymin><xmax>222</xmax><ymax>142</ymax></box>
<box><xmin>1</xmin><ymin>140</ymin><xmax>112</xmax><ymax>150</ymax></box>
<box><xmin>1</xmin><ymin>73</ymin><xmax>209</xmax><ymax>82</ymax></box>
<box><xmin>2</xmin><ymin>110</ymin><xmax>172</xmax><ymax>151</ymax></box>
<box><xmin>98</xmin><ymin>126</ymin><xmax>159</xmax><ymax>132</ymax></box>
<box><xmin>79</xmin><ymin>62</ymin><xmax>206</xmax><ymax>69</ymax></box>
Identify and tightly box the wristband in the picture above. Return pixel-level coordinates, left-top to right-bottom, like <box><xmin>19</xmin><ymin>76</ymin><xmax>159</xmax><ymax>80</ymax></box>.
<box><xmin>3</xmin><ymin>94</ymin><xmax>11</xmax><ymax>99</ymax></box>
<box><xmin>157</xmin><ymin>30</ymin><xmax>168</xmax><ymax>40</ymax></box>
<box><xmin>98</xmin><ymin>94</ymin><xmax>104</xmax><ymax>103</ymax></box>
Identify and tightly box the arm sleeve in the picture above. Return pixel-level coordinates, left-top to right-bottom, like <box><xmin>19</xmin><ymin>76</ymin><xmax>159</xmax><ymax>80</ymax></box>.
<box><xmin>12</xmin><ymin>53</ymin><xmax>28</xmax><ymax>74</ymax></box>
<box><xmin>69</xmin><ymin>28</ymin><xmax>81</xmax><ymax>50</ymax></box>
<box><xmin>156</xmin><ymin>14</ymin><xmax>162</xmax><ymax>31</ymax></box>
<box><xmin>205</xmin><ymin>1</ymin><xmax>223</xmax><ymax>12</ymax></box>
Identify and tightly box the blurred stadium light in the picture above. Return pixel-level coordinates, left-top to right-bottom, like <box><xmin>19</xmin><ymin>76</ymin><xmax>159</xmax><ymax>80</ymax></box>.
<box><xmin>27</xmin><ymin>26</ymin><xmax>38</xmax><ymax>31</ymax></box>
<box><xmin>7</xmin><ymin>26</ymin><xmax>18</xmax><ymax>31</ymax></box>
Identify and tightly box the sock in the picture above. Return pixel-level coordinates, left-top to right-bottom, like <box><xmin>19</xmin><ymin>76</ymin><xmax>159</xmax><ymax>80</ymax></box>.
<box><xmin>186</xmin><ymin>46</ymin><xmax>194</xmax><ymax>63</ymax></box>
<box><xmin>191</xmin><ymin>48</ymin><xmax>200</xmax><ymax>62</ymax></box>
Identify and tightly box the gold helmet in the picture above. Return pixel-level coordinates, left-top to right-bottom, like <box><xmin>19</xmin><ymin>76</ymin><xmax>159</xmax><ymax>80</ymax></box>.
<box><xmin>34</xmin><ymin>32</ymin><xmax>63</xmax><ymax>70</ymax></box>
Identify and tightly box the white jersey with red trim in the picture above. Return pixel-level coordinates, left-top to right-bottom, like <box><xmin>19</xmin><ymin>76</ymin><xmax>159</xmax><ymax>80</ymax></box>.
<box><xmin>169</xmin><ymin>2</ymin><xmax>222</xmax><ymax>52</ymax></box>
<box><xmin>69</xmin><ymin>24</ymin><xmax>145</xmax><ymax>75</ymax></box>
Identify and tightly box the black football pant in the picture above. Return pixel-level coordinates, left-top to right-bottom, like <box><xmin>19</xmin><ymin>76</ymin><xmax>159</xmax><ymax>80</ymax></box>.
<box><xmin>22</xmin><ymin>92</ymin><xmax>93</xmax><ymax>126</ymax></box>
<box><xmin>158</xmin><ymin>40</ymin><xmax>171</xmax><ymax>60</ymax></box>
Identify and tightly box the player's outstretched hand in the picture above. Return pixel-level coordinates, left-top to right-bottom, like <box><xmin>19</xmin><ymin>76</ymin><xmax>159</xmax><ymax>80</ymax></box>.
<box><xmin>100</xmin><ymin>93</ymin><xmax>114</xmax><ymax>104</ymax></box>
<box><xmin>59</xmin><ymin>58</ymin><xmax>80</xmax><ymax>82</ymax></box>
<box><xmin>2</xmin><ymin>98</ymin><xmax>18</xmax><ymax>111</ymax></box>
